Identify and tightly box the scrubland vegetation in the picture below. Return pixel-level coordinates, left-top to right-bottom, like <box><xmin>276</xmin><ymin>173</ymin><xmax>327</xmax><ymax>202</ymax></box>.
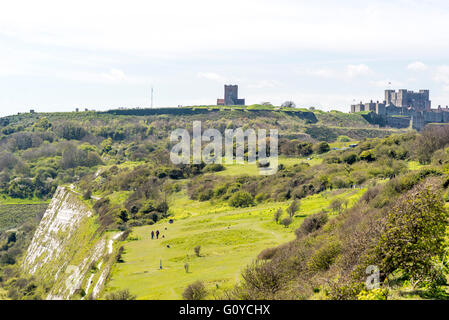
<box><xmin>0</xmin><ymin>108</ymin><xmax>448</xmax><ymax>300</ymax></box>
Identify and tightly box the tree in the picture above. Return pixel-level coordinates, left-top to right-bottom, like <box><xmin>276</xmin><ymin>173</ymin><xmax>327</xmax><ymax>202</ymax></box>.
<box><xmin>329</xmin><ymin>198</ymin><xmax>343</xmax><ymax>213</ymax></box>
<box><xmin>56</xmin><ymin>122</ymin><xmax>87</xmax><ymax>140</ymax></box>
<box><xmin>281</xmin><ymin>217</ymin><xmax>293</xmax><ymax>228</ymax></box>
<box><xmin>342</xmin><ymin>153</ymin><xmax>358</xmax><ymax>165</ymax></box>
<box><xmin>297</xmin><ymin>142</ymin><xmax>313</xmax><ymax>157</ymax></box>
<box><xmin>295</xmin><ymin>211</ymin><xmax>328</xmax><ymax>238</ymax></box>
<box><xmin>414</xmin><ymin>126</ymin><xmax>449</xmax><ymax>164</ymax></box>
<box><xmin>119</xmin><ymin>210</ymin><xmax>129</xmax><ymax>223</ymax></box>
<box><xmin>281</xmin><ymin>101</ymin><xmax>296</xmax><ymax>108</ymax></box>
<box><xmin>314</xmin><ymin>142</ymin><xmax>330</xmax><ymax>154</ymax></box>
<box><xmin>274</xmin><ymin>209</ymin><xmax>282</xmax><ymax>224</ymax></box>
<box><xmin>101</xmin><ymin>138</ymin><xmax>113</xmax><ymax>154</ymax></box>
<box><xmin>377</xmin><ymin>180</ymin><xmax>449</xmax><ymax>287</ymax></box>
<box><xmin>33</xmin><ymin>117</ymin><xmax>52</xmax><ymax>131</ymax></box>
<box><xmin>286</xmin><ymin>199</ymin><xmax>300</xmax><ymax>218</ymax></box>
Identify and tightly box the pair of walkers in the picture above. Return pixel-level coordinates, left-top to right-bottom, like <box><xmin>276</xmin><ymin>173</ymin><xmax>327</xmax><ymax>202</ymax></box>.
<box><xmin>151</xmin><ymin>230</ymin><xmax>160</xmax><ymax>239</ymax></box>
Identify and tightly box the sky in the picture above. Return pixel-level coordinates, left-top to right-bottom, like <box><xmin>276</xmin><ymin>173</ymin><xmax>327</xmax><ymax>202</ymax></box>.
<box><xmin>2</xmin><ymin>0</ymin><xmax>449</xmax><ymax>116</ymax></box>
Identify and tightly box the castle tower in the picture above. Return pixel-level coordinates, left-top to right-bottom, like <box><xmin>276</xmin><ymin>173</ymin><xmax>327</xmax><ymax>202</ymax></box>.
<box><xmin>217</xmin><ymin>85</ymin><xmax>245</xmax><ymax>106</ymax></box>
<box><xmin>224</xmin><ymin>85</ymin><xmax>239</xmax><ymax>105</ymax></box>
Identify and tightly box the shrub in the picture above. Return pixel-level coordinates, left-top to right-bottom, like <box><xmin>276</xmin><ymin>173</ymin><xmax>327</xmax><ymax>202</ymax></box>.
<box><xmin>307</xmin><ymin>241</ymin><xmax>341</xmax><ymax>272</ymax></box>
<box><xmin>203</xmin><ymin>164</ymin><xmax>225</xmax><ymax>172</ymax></box>
<box><xmin>258</xmin><ymin>247</ymin><xmax>277</xmax><ymax>260</ymax></box>
<box><xmin>198</xmin><ymin>190</ymin><xmax>213</xmax><ymax>202</ymax></box>
<box><xmin>104</xmin><ymin>289</ymin><xmax>136</xmax><ymax>300</ymax></box>
<box><xmin>342</xmin><ymin>153</ymin><xmax>358</xmax><ymax>165</ymax></box>
<box><xmin>360</xmin><ymin>150</ymin><xmax>376</xmax><ymax>162</ymax></box>
<box><xmin>55</xmin><ymin>122</ymin><xmax>87</xmax><ymax>140</ymax></box>
<box><xmin>295</xmin><ymin>211</ymin><xmax>328</xmax><ymax>238</ymax></box>
<box><xmin>280</xmin><ymin>217</ymin><xmax>293</xmax><ymax>228</ymax></box>
<box><xmin>329</xmin><ymin>198</ymin><xmax>344</xmax><ymax>213</ymax></box>
<box><xmin>314</xmin><ymin>142</ymin><xmax>330</xmax><ymax>154</ymax></box>
<box><xmin>376</xmin><ymin>180</ymin><xmax>449</xmax><ymax>286</ymax></box>
<box><xmin>0</xmin><ymin>152</ymin><xmax>17</xmax><ymax>171</ymax></box>
<box><xmin>357</xmin><ymin>288</ymin><xmax>389</xmax><ymax>300</ymax></box>
<box><xmin>229</xmin><ymin>191</ymin><xmax>255</xmax><ymax>208</ymax></box>
<box><xmin>194</xmin><ymin>245</ymin><xmax>201</xmax><ymax>257</ymax></box>
<box><xmin>182</xmin><ymin>281</ymin><xmax>207</xmax><ymax>300</ymax></box>
<box><xmin>255</xmin><ymin>193</ymin><xmax>266</xmax><ymax>203</ymax></box>
<box><xmin>239</xmin><ymin>260</ymin><xmax>285</xmax><ymax>299</ymax></box>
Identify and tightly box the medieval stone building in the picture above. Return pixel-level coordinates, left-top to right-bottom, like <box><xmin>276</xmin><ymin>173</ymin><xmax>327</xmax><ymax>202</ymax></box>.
<box><xmin>217</xmin><ymin>85</ymin><xmax>245</xmax><ymax>106</ymax></box>
<box><xmin>350</xmin><ymin>89</ymin><xmax>449</xmax><ymax>131</ymax></box>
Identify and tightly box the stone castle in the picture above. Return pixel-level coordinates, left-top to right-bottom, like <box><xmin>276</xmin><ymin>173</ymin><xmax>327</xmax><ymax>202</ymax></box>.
<box><xmin>217</xmin><ymin>85</ymin><xmax>245</xmax><ymax>106</ymax></box>
<box><xmin>350</xmin><ymin>89</ymin><xmax>449</xmax><ymax>130</ymax></box>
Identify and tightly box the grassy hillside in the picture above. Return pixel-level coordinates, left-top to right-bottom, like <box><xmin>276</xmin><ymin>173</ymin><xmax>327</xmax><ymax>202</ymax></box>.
<box><xmin>105</xmin><ymin>187</ymin><xmax>366</xmax><ymax>299</ymax></box>
<box><xmin>2</xmin><ymin>108</ymin><xmax>449</xmax><ymax>300</ymax></box>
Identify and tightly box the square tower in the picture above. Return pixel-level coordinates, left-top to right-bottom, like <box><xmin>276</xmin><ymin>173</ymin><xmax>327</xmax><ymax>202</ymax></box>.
<box><xmin>217</xmin><ymin>85</ymin><xmax>245</xmax><ymax>106</ymax></box>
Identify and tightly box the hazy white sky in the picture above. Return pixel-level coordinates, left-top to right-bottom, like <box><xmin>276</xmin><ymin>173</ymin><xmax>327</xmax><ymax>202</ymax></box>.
<box><xmin>2</xmin><ymin>0</ymin><xmax>449</xmax><ymax>116</ymax></box>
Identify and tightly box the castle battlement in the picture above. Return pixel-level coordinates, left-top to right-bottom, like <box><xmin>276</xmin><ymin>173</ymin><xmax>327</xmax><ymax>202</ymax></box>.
<box><xmin>350</xmin><ymin>89</ymin><xmax>449</xmax><ymax>131</ymax></box>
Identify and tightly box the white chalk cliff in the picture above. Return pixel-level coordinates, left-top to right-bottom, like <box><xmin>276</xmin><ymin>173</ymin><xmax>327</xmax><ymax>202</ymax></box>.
<box><xmin>22</xmin><ymin>186</ymin><xmax>121</xmax><ymax>300</ymax></box>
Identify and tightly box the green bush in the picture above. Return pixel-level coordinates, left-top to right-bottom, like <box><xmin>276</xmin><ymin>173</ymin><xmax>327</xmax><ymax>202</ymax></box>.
<box><xmin>307</xmin><ymin>241</ymin><xmax>341</xmax><ymax>272</ymax></box>
<box><xmin>376</xmin><ymin>180</ymin><xmax>449</xmax><ymax>286</ymax></box>
<box><xmin>182</xmin><ymin>281</ymin><xmax>207</xmax><ymax>300</ymax></box>
<box><xmin>229</xmin><ymin>191</ymin><xmax>255</xmax><ymax>208</ymax></box>
<box><xmin>104</xmin><ymin>289</ymin><xmax>136</xmax><ymax>300</ymax></box>
<box><xmin>203</xmin><ymin>164</ymin><xmax>225</xmax><ymax>172</ymax></box>
<box><xmin>295</xmin><ymin>211</ymin><xmax>328</xmax><ymax>238</ymax></box>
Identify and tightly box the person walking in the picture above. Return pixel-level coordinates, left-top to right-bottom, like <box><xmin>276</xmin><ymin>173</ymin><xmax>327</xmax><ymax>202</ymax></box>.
<box><xmin>156</xmin><ymin>230</ymin><xmax>160</xmax><ymax>239</ymax></box>
<box><xmin>151</xmin><ymin>230</ymin><xmax>154</xmax><ymax>240</ymax></box>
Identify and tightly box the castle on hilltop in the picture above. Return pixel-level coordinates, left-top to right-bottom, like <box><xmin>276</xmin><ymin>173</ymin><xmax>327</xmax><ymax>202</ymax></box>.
<box><xmin>217</xmin><ymin>85</ymin><xmax>245</xmax><ymax>106</ymax></box>
<box><xmin>350</xmin><ymin>89</ymin><xmax>449</xmax><ymax>131</ymax></box>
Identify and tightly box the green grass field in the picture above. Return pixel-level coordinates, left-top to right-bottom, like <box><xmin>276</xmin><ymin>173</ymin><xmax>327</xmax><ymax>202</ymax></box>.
<box><xmin>0</xmin><ymin>203</ymin><xmax>48</xmax><ymax>232</ymax></box>
<box><xmin>105</xmin><ymin>187</ymin><xmax>366</xmax><ymax>299</ymax></box>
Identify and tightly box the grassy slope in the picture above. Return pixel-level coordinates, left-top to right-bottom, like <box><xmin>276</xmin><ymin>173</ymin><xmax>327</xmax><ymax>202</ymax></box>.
<box><xmin>0</xmin><ymin>203</ymin><xmax>48</xmax><ymax>232</ymax></box>
<box><xmin>105</xmin><ymin>185</ymin><xmax>366</xmax><ymax>299</ymax></box>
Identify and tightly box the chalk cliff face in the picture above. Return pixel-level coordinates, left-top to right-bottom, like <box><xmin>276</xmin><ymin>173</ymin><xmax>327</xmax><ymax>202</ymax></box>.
<box><xmin>22</xmin><ymin>187</ymin><xmax>120</xmax><ymax>300</ymax></box>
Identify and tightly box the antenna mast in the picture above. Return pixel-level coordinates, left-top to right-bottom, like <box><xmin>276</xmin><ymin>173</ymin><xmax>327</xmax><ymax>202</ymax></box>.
<box><xmin>151</xmin><ymin>86</ymin><xmax>154</xmax><ymax>108</ymax></box>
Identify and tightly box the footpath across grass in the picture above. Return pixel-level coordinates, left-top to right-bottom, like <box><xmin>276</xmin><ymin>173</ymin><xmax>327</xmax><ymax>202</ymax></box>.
<box><xmin>105</xmin><ymin>187</ymin><xmax>366</xmax><ymax>299</ymax></box>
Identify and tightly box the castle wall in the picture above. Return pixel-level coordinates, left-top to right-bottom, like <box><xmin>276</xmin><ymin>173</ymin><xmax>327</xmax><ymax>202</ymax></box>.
<box><xmin>350</xmin><ymin>89</ymin><xmax>449</xmax><ymax>131</ymax></box>
<box><xmin>386</xmin><ymin>116</ymin><xmax>411</xmax><ymax>129</ymax></box>
<box><xmin>385</xmin><ymin>89</ymin><xmax>431</xmax><ymax>110</ymax></box>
